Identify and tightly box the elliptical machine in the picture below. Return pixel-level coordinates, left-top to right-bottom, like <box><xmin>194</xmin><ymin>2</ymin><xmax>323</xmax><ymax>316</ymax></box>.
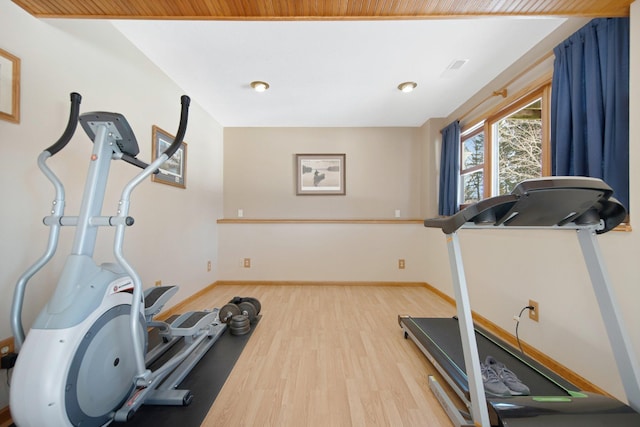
<box><xmin>10</xmin><ymin>93</ymin><xmax>227</xmax><ymax>426</ymax></box>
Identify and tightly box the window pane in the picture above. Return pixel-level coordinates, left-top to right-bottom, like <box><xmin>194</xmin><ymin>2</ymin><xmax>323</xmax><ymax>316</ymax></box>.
<box><xmin>462</xmin><ymin>132</ymin><xmax>484</xmax><ymax>170</ymax></box>
<box><xmin>494</xmin><ymin>99</ymin><xmax>542</xmax><ymax>195</ymax></box>
<box><xmin>460</xmin><ymin>170</ymin><xmax>484</xmax><ymax>205</ymax></box>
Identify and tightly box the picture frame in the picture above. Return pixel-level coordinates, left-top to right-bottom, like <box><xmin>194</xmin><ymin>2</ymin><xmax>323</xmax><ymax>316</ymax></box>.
<box><xmin>296</xmin><ymin>153</ymin><xmax>346</xmax><ymax>195</ymax></box>
<box><xmin>151</xmin><ymin>125</ymin><xmax>187</xmax><ymax>189</ymax></box>
<box><xmin>0</xmin><ymin>48</ymin><xmax>20</xmax><ymax>123</ymax></box>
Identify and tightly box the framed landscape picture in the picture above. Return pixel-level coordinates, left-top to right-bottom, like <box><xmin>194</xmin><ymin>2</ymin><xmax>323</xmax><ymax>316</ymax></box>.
<box><xmin>296</xmin><ymin>153</ymin><xmax>345</xmax><ymax>195</ymax></box>
<box><xmin>151</xmin><ymin>125</ymin><xmax>187</xmax><ymax>189</ymax></box>
<box><xmin>0</xmin><ymin>48</ymin><xmax>20</xmax><ymax>123</ymax></box>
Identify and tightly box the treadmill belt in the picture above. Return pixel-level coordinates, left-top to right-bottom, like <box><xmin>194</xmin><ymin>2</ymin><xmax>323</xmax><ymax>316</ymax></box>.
<box><xmin>407</xmin><ymin>317</ymin><xmax>576</xmax><ymax>397</ymax></box>
<box><xmin>404</xmin><ymin>317</ymin><xmax>640</xmax><ymax>426</ymax></box>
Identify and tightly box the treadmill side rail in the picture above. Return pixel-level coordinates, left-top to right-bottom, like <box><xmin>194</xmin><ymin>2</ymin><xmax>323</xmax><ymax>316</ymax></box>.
<box><xmin>429</xmin><ymin>376</ymin><xmax>477</xmax><ymax>427</ymax></box>
<box><xmin>447</xmin><ymin>231</ymin><xmax>492</xmax><ymax>427</ymax></box>
<box><xmin>577</xmin><ymin>229</ymin><xmax>640</xmax><ymax>411</ymax></box>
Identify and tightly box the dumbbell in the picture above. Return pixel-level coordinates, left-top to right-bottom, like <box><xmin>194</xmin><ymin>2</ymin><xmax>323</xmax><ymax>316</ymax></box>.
<box><xmin>218</xmin><ymin>304</ymin><xmax>251</xmax><ymax>336</ymax></box>
<box><xmin>219</xmin><ymin>297</ymin><xmax>261</xmax><ymax>335</ymax></box>
<box><xmin>218</xmin><ymin>303</ymin><xmax>241</xmax><ymax>324</ymax></box>
<box><xmin>228</xmin><ymin>314</ymin><xmax>251</xmax><ymax>336</ymax></box>
<box><xmin>228</xmin><ymin>296</ymin><xmax>261</xmax><ymax>315</ymax></box>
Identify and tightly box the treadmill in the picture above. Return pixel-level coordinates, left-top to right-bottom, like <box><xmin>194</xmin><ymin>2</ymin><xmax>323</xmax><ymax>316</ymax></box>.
<box><xmin>398</xmin><ymin>177</ymin><xmax>640</xmax><ymax>426</ymax></box>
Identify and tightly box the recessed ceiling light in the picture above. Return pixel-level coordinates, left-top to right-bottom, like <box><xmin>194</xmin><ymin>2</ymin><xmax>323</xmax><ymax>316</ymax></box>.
<box><xmin>251</xmin><ymin>81</ymin><xmax>270</xmax><ymax>92</ymax></box>
<box><xmin>397</xmin><ymin>82</ymin><xmax>417</xmax><ymax>93</ymax></box>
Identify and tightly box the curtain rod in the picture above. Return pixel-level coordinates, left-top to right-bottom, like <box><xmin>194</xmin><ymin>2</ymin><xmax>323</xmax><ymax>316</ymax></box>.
<box><xmin>457</xmin><ymin>50</ymin><xmax>555</xmax><ymax>124</ymax></box>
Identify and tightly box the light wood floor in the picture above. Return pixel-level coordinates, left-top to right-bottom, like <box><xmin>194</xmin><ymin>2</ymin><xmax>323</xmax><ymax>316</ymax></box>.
<box><xmin>184</xmin><ymin>284</ymin><xmax>458</xmax><ymax>427</ymax></box>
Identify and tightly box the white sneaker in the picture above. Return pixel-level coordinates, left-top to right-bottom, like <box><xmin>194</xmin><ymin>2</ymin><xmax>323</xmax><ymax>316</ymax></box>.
<box><xmin>485</xmin><ymin>355</ymin><xmax>530</xmax><ymax>396</ymax></box>
<box><xmin>480</xmin><ymin>361</ymin><xmax>511</xmax><ymax>396</ymax></box>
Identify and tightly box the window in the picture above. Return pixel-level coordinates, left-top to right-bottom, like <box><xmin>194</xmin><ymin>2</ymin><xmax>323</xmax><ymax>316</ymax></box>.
<box><xmin>459</xmin><ymin>85</ymin><xmax>550</xmax><ymax>206</ymax></box>
<box><xmin>492</xmin><ymin>97</ymin><xmax>543</xmax><ymax>195</ymax></box>
<box><xmin>460</xmin><ymin>126</ymin><xmax>484</xmax><ymax>206</ymax></box>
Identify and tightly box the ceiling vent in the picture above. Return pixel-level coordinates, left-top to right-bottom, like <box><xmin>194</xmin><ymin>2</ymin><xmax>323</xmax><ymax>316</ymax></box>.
<box><xmin>441</xmin><ymin>58</ymin><xmax>469</xmax><ymax>78</ymax></box>
<box><xmin>447</xmin><ymin>59</ymin><xmax>469</xmax><ymax>70</ymax></box>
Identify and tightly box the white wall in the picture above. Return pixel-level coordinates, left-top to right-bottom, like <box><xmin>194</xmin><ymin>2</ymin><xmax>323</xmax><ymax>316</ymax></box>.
<box><xmin>0</xmin><ymin>2</ymin><xmax>223</xmax><ymax>408</ymax></box>
<box><xmin>219</xmin><ymin>222</ymin><xmax>432</xmax><ymax>282</ymax></box>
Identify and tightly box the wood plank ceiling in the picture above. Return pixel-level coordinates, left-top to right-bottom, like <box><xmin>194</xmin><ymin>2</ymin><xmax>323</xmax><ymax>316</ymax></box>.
<box><xmin>12</xmin><ymin>0</ymin><xmax>633</xmax><ymax>20</ymax></box>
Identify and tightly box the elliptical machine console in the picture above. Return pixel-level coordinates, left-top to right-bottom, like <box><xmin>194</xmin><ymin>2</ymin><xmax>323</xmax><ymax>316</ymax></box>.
<box><xmin>10</xmin><ymin>93</ymin><xmax>227</xmax><ymax>426</ymax></box>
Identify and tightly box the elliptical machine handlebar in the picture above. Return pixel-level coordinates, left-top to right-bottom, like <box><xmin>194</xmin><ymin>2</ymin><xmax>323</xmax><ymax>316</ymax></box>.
<box><xmin>45</xmin><ymin>92</ymin><xmax>82</xmax><ymax>156</ymax></box>
<box><xmin>163</xmin><ymin>95</ymin><xmax>190</xmax><ymax>160</ymax></box>
<box><xmin>12</xmin><ymin>92</ymin><xmax>82</xmax><ymax>349</ymax></box>
<box><xmin>43</xmin><ymin>93</ymin><xmax>188</xmax><ymax>162</ymax></box>
<box><xmin>111</xmin><ymin>95</ymin><xmax>191</xmax><ymax>381</ymax></box>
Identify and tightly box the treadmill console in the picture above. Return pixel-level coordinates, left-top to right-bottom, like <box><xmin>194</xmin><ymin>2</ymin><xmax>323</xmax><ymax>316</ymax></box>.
<box><xmin>425</xmin><ymin>177</ymin><xmax>626</xmax><ymax>234</ymax></box>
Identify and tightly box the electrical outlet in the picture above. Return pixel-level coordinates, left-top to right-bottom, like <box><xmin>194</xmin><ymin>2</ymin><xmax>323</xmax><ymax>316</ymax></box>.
<box><xmin>0</xmin><ymin>337</ymin><xmax>15</xmax><ymax>356</ymax></box>
<box><xmin>529</xmin><ymin>299</ymin><xmax>539</xmax><ymax>322</ymax></box>
<box><xmin>155</xmin><ymin>280</ymin><xmax>162</xmax><ymax>287</ymax></box>
<box><xmin>207</xmin><ymin>260</ymin><xmax>212</xmax><ymax>272</ymax></box>
<box><xmin>243</xmin><ymin>258</ymin><xmax>251</xmax><ymax>268</ymax></box>
<box><xmin>398</xmin><ymin>259</ymin><xmax>405</xmax><ymax>269</ymax></box>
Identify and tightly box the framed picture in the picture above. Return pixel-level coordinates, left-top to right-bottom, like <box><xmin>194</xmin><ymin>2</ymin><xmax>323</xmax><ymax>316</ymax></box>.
<box><xmin>0</xmin><ymin>48</ymin><xmax>20</xmax><ymax>123</ymax></box>
<box><xmin>296</xmin><ymin>153</ymin><xmax>346</xmax><ymax>195</ymax></box>
<box><xmin>151</xmin><ymin>125</ymin><xmax>187</xmax><ymax>189</ymax></box>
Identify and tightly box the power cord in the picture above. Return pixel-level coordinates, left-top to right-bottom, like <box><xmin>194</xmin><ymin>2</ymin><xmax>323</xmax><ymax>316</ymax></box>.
<box><xmin>514</xmin><ymin>305</ymin><xmax>535</xmax><ymax>355</ymax></box>
<box><xmin>1</xmin><ymin>352</ymin><xmax>17</xmax><ymax>387</ymax></box>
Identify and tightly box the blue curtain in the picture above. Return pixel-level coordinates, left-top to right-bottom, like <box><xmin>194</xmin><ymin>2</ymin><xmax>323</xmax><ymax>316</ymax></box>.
<box><xmin>551</xmin><ymin>18</ymin><xmax>629</xmax><ymax>211</ymax></box>
<box><xmin>438</xmin><ymin>121</ymin><xmax>460</xmax><ymax>216</ymax></box>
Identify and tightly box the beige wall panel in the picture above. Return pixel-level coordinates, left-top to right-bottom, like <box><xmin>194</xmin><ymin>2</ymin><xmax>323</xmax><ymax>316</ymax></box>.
<box><xmin>223</xmin><ymin>127</ymin><xmax>423</xmax><ymax>219</ymax></box>
<box><xmin>218</xmin><ymin>223</ymin><xmax>437</xmax><ymax>282</ymax></box>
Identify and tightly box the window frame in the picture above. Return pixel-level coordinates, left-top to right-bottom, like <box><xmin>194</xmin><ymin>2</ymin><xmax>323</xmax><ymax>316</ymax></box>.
<box><xmin>459</xmin><ymin>83</ymin><xmax>551</xmax><ymax>204</ymax></box>
<box><xmin>459</xmin><ymin>124</ymin><xmax>485</xmax><ymax>207</ymax></box>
